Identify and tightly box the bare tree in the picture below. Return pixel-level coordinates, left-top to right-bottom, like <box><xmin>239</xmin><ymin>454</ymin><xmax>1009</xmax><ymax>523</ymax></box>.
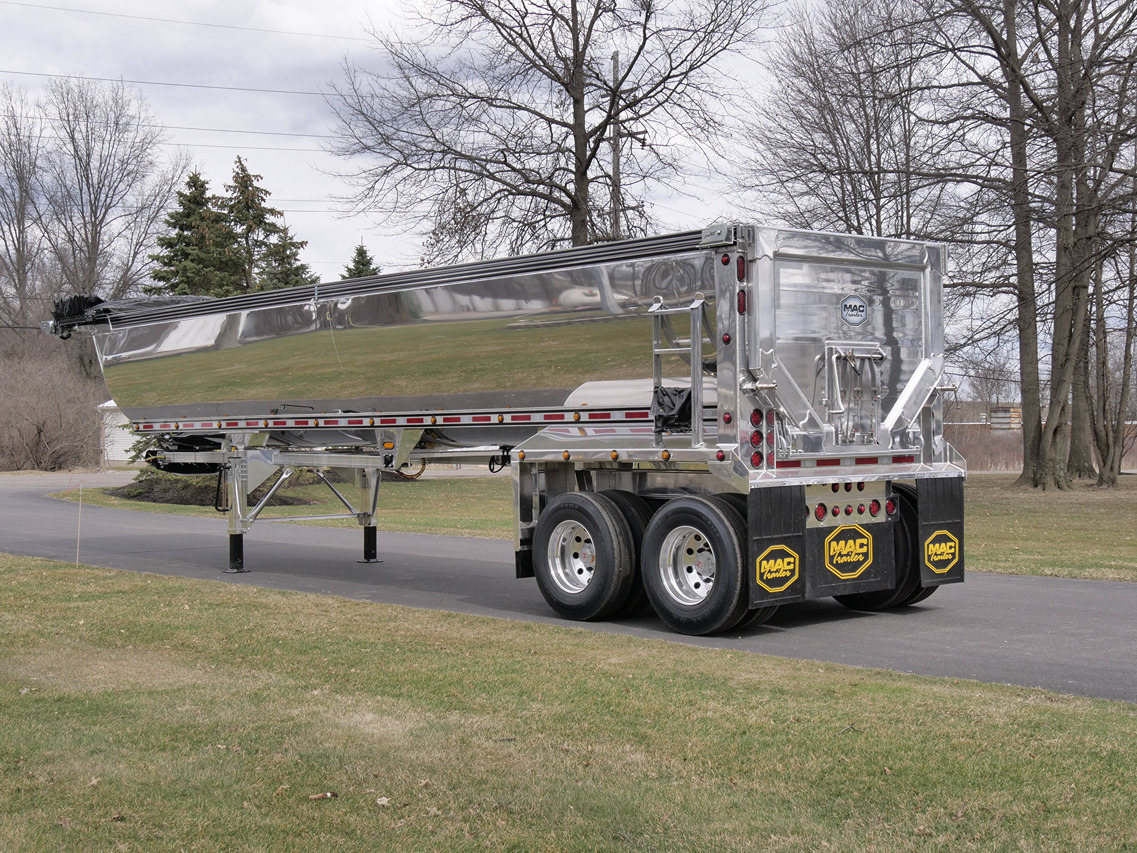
<box><xmin>328</xmin><ymin>0</ymin><xmax>771</xmax><ymax>260</ymax></box>
<box><xmin>0</xmin><ymin>84</ymin><xmax>46</xmax><ymax>328</ymax></box>
<box><xmin>0</xmin><ymin>78</ymin><xmax>184</xmax><ymax>471</ymax></box>
<box><xmin>743</xmin><ymin>0</ymin><xmax>959</xmax><ymax>240</ymax></box>
<box><xmin>1091</xmin><ymin>209</ymin><xmax>1137</xmax><ymax>486</ymax></box>
<box><xmin>0</xmin><ymin>335</ymin><xmax>101</xmax><ymax>470</ymax></box>
<box><xmin>927</xmin><ymin>0</ymin><xmax>1137</xmax><ymax>489</ymax></box>
<box><xmin>36</xmin><ymin>77</ymin><xmax>186</xmax><ymax>300</ymax></box>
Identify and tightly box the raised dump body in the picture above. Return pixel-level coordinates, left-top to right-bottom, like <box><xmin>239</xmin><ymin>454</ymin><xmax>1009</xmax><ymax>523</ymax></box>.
<box><xmin>52</xmin><ymin>224</ymin><xmax>965</xmax><ymax>636</ymax></box>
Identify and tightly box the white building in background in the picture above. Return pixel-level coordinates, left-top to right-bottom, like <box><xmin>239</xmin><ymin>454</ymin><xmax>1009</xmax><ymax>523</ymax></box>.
<box><xmin>97</xmin><ymin>401</ymin><xmax>136</xmax><ymax>466</ymax></box>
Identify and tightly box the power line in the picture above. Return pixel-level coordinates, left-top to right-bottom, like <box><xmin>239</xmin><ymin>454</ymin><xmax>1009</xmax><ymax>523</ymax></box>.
<box><xmin>0</xmin><ymin>69</ymin><xmax>324</xmax><ymax>97</ymax></box>
<box><xmin>175</xmin><ymin>142</ymin><xmax>323</xmax><ymax>153</ymax></box>
<box><xmin>0</xmin><ymin>112</ymin><xmax>334</xmax><ymax>140</ymax></box>
<box><xmin>0</xmin><ymin>1</ymin><xmax>372</xmax><ymax>42</ymax></box>
<box><xmin>166</xmin><ymin>125</ymin><xmax>334</xmax><ymax>140</ymax></box>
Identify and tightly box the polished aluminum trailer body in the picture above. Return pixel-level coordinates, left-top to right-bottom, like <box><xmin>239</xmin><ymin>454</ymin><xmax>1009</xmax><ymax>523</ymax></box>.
<box><xmin>52</xmin><ymin>224</ymin><xmax>965</xmax><ymax>636</ymax></box>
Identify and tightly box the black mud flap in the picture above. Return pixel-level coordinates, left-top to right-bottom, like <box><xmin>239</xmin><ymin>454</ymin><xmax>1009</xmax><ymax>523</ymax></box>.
<box><xmin>916</xmin><ymin>477</ymin><xmax>965</xmax><ymax>586</ymax></box>
<box><xmin>748</xmin><ymin>485</ymin><xmax>898</xmax><ymax>606</ymax></box>
<box><xmin>747</xmin><ymin>485</ymin><xmax>808</xmax><ymax>606</ymax></box>
<box><xmin>804</xmin><ymin>518</ymin><xmax>896</xmax><ymax>598</ymax></box>
<box><xmin>515</xmin><ymin>548</ymin><xmax>534</xmax><ymax>579</ymax></box>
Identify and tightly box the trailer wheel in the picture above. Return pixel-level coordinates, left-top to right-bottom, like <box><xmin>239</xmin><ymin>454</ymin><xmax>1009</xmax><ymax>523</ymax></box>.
<box><xmin>532</xmin><ymin>492</ymin><xmax>635</xmax><ymax>622</ymax></box>
<box><xmin>601</xmin><ymin>490</ymin><xmax>654</xmax><ymax>616</ymax></box>
<box><xmin>641</xmin><ymin>496</ymin><xmax>749</xmax><ymax>635</ymax></box>
<box><xmin>834</xmin><ymin>483</ymin><xmax>921</xmax><ymax>611</ymax></box>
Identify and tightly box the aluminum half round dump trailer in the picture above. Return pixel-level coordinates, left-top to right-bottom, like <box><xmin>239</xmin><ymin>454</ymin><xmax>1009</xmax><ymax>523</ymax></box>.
<box><xmin>51</xmin><ymin>224</ymin><xmax>966</xmax><ymax>636</ymax></box>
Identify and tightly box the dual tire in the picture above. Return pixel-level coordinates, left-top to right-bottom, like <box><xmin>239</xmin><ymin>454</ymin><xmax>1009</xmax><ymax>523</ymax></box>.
<box><xmin>532</xmin><ymin>491</ymin><xmax>636</xmax><ymax>622</ymax></box>
<box><xmin>533</xmin><ymin>491</ymin><xmax>769</xmax><ymax>636</ymax></box>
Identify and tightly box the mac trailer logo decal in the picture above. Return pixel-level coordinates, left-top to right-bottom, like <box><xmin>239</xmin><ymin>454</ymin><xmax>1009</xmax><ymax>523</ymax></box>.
<box><xmin>841</xmin><ymin>295</ymin><xmax>868</xmax><ymax>326</ymax></box>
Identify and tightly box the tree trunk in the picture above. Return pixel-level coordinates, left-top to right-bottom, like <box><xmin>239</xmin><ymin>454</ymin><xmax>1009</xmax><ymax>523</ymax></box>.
<box><xmin>1001</xmin><ymin>0</ymin><xmax>1043</xmax><ymax>488</ymax></box>
<box><xmin>1067</xmin><ymin>312</ymin><xmax>1097</xmax><ymax>479</ymax></box>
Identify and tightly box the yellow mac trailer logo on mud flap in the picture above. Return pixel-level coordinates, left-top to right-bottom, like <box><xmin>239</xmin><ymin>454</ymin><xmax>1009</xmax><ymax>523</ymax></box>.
<box><xmin>756</xmin><ymin>545</ymin><xmax>799</xmax><ymax>594</ymax></box>
<box><xmin>825</xmin><ymin>525</ymin><xmax>873</xmax><ymax>579</ymax></box>
<box><xmin>924</xmin><ymin>530</ymin><xmax>959</xmax><ymax>574</ymax></box>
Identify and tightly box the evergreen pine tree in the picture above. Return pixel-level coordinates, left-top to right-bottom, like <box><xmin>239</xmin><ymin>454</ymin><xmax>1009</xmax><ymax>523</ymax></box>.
<box><xmin>225</xmin><ymin>156</ymin><xmax>284</xmax><ymax>294</ymax></box>
<box><xmin>147</xmin><ymin>172</ymin><xmax>241</xmax><ymax>297</ymax></box>
<box><xmin>341</xmin><ymin>243</ymin><xmax>380</xmax><ymax>279</ymax></box>
<box><xmin>258</xmin><ymin>224</ymin><xmax>320</xmax><ymax>290</ymax></box>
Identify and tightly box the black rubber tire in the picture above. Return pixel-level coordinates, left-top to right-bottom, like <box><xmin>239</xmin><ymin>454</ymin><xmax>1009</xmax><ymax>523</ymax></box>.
<box><xmin>834</xmin><ymin>482</ymin><xmax>921</xmax><ymax>612</ymax></box>
<box><xmin>899</xmin><ymin>583</ymin><xmax>938</xmax><ymax>607</ymax></box>
<box><xmin>717</xmin><ymin>492</ymin><xmax>781</xmax><ymax>631</ymax></box>
<box><xmin>532</xmin><ymin>491</ymin><xmax>635</xmax><ymax>622</ymax></box>
<box><xmin>601</xmin><ymin>490</ymin><xmax>654</xmax><ymax>616</ymax></box>
<box><xmin>641</xmin><ymin>496</ymin><xmax>749</xmax><ymax>635</ymax></box>
<box><xmin>734</xmin><ymin>605</ymin><xmax>780</xmax><ymax>630</ymax></box>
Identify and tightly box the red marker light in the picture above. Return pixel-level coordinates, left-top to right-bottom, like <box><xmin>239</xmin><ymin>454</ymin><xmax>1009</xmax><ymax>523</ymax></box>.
<box><xmin>815</xmin><ymin>504</ymin><xmax>827</xmax><ymax>522</ymax></box>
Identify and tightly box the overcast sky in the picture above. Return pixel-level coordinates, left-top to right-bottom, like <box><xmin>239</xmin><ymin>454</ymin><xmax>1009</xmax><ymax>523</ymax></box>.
<box><xmin>0</xmin><ymin>0</ymin><xmax>734</xmax><ymax>281</ymax></box>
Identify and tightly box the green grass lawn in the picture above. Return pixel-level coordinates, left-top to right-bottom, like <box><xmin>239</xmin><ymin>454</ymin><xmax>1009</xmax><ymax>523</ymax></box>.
<box><xmin>63</xmin><ymin>471</ymin><xmax>1137</xmax><ymax>583</ymax></box>
<box><xmin>1</xmin><ymin>552</ymin><xmax>1134</xmax><ymax>852</ymax></box>
<box><xmin>963</xmin><ymin>473</ymin><xmax>1137</xmax><ymax>582</ymax></box>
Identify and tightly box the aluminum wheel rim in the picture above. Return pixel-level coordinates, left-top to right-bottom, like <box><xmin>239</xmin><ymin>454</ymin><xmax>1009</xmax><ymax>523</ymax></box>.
<box><xmin>546</xmin><ymin>520</ymin><xmax>596</xmax><ymax>595</ymax></box>
<box><xmin>658</xmin><ymin>525</ymin><xmax>715</xmax><ymax>605</ymax></box>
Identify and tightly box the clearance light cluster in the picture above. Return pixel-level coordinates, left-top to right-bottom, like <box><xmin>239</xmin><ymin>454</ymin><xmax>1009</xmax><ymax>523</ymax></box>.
<box><xmin>813</xmin><ymin>489</ymin><xmax>895</xmax><ymax>523</ymax></box>
<box><xmin>747</xmin><ymin>408</ymin><xmax>778</xmax><ymax>468</ymax></box>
